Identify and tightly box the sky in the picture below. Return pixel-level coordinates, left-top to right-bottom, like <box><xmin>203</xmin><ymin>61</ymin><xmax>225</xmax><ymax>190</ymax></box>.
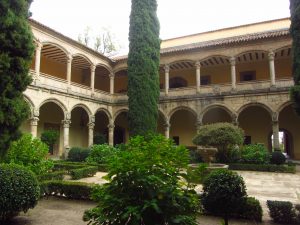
<box><xmin>30</xmin><ymin>0</ymin><xmax>291</xmax><ymax>54</ymax></box>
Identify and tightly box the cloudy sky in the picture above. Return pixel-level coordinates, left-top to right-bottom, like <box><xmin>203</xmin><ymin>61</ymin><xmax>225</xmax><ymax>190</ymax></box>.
<box><xmin>30</xmin><ymin>0</ymin><xmax>290</xmax><ymax>54</ymax></box>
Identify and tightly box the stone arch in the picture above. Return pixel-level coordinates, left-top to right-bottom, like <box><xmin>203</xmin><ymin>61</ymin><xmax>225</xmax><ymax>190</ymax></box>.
<box><xmin>201</xmin><ymin>104</ymin><xmax>236</xmax><ymax>125</ymax></box>
<box><xmin>168</xmin><ymin>106</ymin><xmax>197</xmax><ymax>120</ymax></box>
<box><xmin>274</xmin><ymin>45</ymin><xmax>292</xmax><ymax>53</ymax></box>
<box><xmin>41</xmin><ymin>41</ymin><xmax>70</xmax><ymax>56</ymax></box>
<box><xmin>237</xmin><ymin>102</ymin><xmax>273</xmax><ymax>118</ymax></box>
<box><xmin>23</xmin><ymin>94</ymin><xmax>35</xmax><ymax>113</ymax></box>
<box><xmin>39</xmin><ymin>98</ymin><xmax>68</xmax><ymax>115</ymax></box>
<box><xmin>276</xmin><ymin>101</ymin><xmax>293</xmax><ymax>115</ymax></box>
<box><xmin>234</xmin><ymin>49</ymin><xmax>269</xmax><ymax>58</ymax></box>
<box><xmin>113</xmin><ymin>108</ymin><xmax>129</xmax><ymax>121</ymax></box>
<box><xmin>158</xmin><ymin>109</ymin><xmax>168</xmax><ymax>124</ymax></box>
<box><xmin>199</xmin><ymin>55</ymin><xmax>231</xmax><ymax>66</ymax></box>
<box><xmin>95</xmin><ymin>63</ymin><xmax>113</xmax><ymax>74</ymax></box>
<box><xmin>113</xmin><ymin>67</ymin><xmax>128</xmax><ymax>74</ymax></box>
<box><xmin>94</xmin><ymin>107</ymin><xmax>112</xmax><ymax>120</ymax></box>
<box><xmin>71</xmin><ymin>103</ymin><xmax>92</xmax><ymax>117</ymax></box>
<box><xmin>169</xmin><ymin>59</ymin><xmax>195</xmax><ymax>67</ymax></box>
<box><xmin>201</xmin><ymin>104</ymin><xmax>235</xmax><ymax>119</ymax></box>
<box><xmin>72</xmin><ymin>53</ymin><xmax>93</xmax><ymax>65</ymax></box>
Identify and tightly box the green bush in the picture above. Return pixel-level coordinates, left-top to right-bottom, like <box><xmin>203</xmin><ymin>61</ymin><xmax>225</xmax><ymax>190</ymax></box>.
<box><xmin>40</xmin><ymin>180</ymin><xmax>95</xmax><ymax>200</ymax></box>
<box><xmin>267</xmin><ymin>200</ymin><xmax>298</xmax><ymax>224</ymax></box>
<box><xmin>241</xmin><ymin>144</ymin><xmax>270</xmax><ymax>164</ymax></box>
<box><xmin>228</xmin><ymin>163</ymin><xmax>296</xmax><ymax>173</ymax></box>
<box><xmin>236</xmin><ymin>197</ymin><xmax>262</xmax><ymax>222</ymax></box>
<box><xmin>40</xmin><ymin>129</ymin><xmax>59</xmax><ymax>154</ymax></box>
<box><xmin>86</xmin><ymin>144</ymin><xmax>118</xmax><ymax>165</ymax></box>
<box><xmin>0</xmin><ymin>164</ymin><xmax>40</xmax><ymax>221</ymax></box>
<box><xmin>193</xmin><ymin>123</ymin><xmax>244</xmax><ymax>163</ymax></box>
<box><xmin>70</xmin><ymin>166</ymin><xmax>98</xmax><ymax>180</ymax></box>
<box><xmin>270</xmin><ymin>150</ymin><xmax>286</xmax><ymax>165</ymax></box>
<box><xmin>84</xmin><ymin>135</ymin><xmax>200</xmax><ymax>225</ymax></box>
<box><xmin>201</xmin><ymin>169</ymin><xmax>247</xmax><ymax>225</ymax></box>
<box><xmin>93</xmin><ymin>133</ymin><xmax>107</xmax><ymax>145</ymax></box>
<box><xmin>185</xmin><ymin>163</ymin><xmax>209</xmax><ymax>184</ymax></box>
<box><xmin>4</xmin><ymin>134</ymin><xmax>53</xmax><ymax>175</ymax></box>
<box><xmin>38</xmin><ymin>170</ymin><xmax>65</xmax><ymax>181</ymax></box>
<box><xmin>68</xmin><ymin>147</ymin><xmax>90</xmax><ymax>162</ymax></box>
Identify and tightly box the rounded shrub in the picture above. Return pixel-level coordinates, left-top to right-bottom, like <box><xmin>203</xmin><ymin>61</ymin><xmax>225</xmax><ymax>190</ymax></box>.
<box><xmin>0</xmin><ymin>164</ymin><xmax>40</xmax><ymax>221</ymax></box>
<box><xmin>270</xmin><ymin>150</ymin><xmax>286</xmax><ymax>165</ymax></box>
<box><xmin>201</xmin><ymin>169</ymin><xmax>247</xmax><ymax>225</ymax></box>
<box><xmin>241</xmin><ymin>144</ymin><xmax>270</xmax><ymax>164</ymax></box>
<box><xmin>193</xmin><ymin>123</ymin><xmax>244</xmax><ymax>163</ymax></box>
<box><xmin>86</xmin><ymin>144</ymin><xmax>118</xmax><ymax>165</ymax></box>
<box><xmin>68</xmin><ymin>147</ymin><xmax>90</xmax><ymax>162</ymax></box>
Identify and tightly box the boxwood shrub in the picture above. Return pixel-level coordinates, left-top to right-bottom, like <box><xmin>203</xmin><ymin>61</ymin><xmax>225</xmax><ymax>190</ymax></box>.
<box><xmin>267</xmin><ymin>200</ymin><xmax>299</xmax><ymax>224</ymax></box>
<box><xmin>40</xmin><ymin>180</ymin><xmax>95</xmax><ymax>200</ymax></box>
<box><xmin>70</xmin><ymin>166</ymin><xmax>98</xmax><ymax>180</ymax></box>
<box><xmin>236</xmin><ymin>197</ymin><xmax>262</xmax><ymax>222</ymax></box>
<box><xmin>0</xmin><ymin>164</ymin><xmax>40</xmax><ymax>221</ymax></box>
<box><xmin>228</xmin><ymin>163</ymin><xmax>295</xmax><ymax>173</ymax></box>
<box><xmin>68</xmin><ymin>147</ymin><xmax>90</xmax><ymax>162</ymax></box>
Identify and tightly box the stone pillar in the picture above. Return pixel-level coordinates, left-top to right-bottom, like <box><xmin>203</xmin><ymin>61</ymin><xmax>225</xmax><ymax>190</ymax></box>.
<box><xmin>62</xmin><ymin>119</ymin><xmax>71</xmax><ymax>156</ymax></box>
<box><xmin>34</xmin><ymin>42</ymin><xmax>42</xmax><ymax>80</ymax></box>
<box><xmin>272</xmin><ymin>118</ymin><xmax>280</xmax><ymax>151</ymax></box>
<box><xmin>30</xmin><ymin>117</ymin><xmax>39</xmax><ymax>138</ymax></box>
<box><xmin>109</xmin><ymin>73</ymin><xmax>115</xmax><ymax>94</ymax></box>
<box><xmin>232</xmin><ymin>114</ymin><xmax>239</xmax><ymax>126</ymax></box>
<box><xmin>196</xmin><ymin>118</ymin><xmax>203</xmax><ymax>131</ymax></box>
<box><xmin>67</xmin><ymin>55</ymin><xmax>72</xmax><ymax>88</ymax></box>
<box><xmin>268</xmin><ymin>51</ymin><xmax>276</xmax><ymax>87</ymax></box>
<box><xmin>90</xmin><ymin>64</ymin><xmax>96</xmax><ymax>95</ymax></box>
<box><xmin>88</xmin><ymin>122</ymin><xmax>95</xmax><ymax>147</ymax></box>
<box><xmin>230</xmin><ymin>57</ymin><xmax>237</xmax><ymax>90</ymax></box>
<box><xmin>108</xmin><ymin>122</ymin><xmax>114</xmax><ymax>146</ymax></box>
<box><xmin>195</xmin><ymin>61</ymin><xmax>201</xmax><ymax>93</ymax></box>
<box><xmin>164</xmin><ymin>122</ymin><xmax>170</xmax><ymax>139</ymax></box>
<box><xmin>164</xmin><ymin>65</ymin><xmax>170</xmax><ymax>96</ymax></box>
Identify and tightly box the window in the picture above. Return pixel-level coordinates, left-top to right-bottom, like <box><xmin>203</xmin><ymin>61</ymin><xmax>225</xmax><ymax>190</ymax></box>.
<box><xmin>240</xmin><ymin>71</ymin><xmax>256</xmax><ymax>82</ymax></box>
<box><xmin>201</xmin><ymin>75</ymin><xmax>211</xmax><ymax>85</ymax></box>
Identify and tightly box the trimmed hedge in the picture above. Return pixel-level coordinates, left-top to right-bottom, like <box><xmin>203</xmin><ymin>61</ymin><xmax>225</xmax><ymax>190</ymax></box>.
<box><xmin>40</xmin><ymin>180</ymin><xmax>95</xmax><ymax>200</ymax></box>
<box><xmin>236</xmin><ymin>197</ymin><xmax>262</xmax><ymax>222</ymax></box>
<box><xmin>70</xmin><ymin>166</ymin><xmax>98</xmax><ymax>180</ymax></box>
<box><xmin>228</xmin><ymin>163</ymin><xmax>295</xmax><ymax>173</ymax></box>
<box><xmin>38</xmin><ymin>170</ymin><xmax>65</xmax><ymax>181</ymax></box>
<box><xmin>267</xmin><ymin>200</ymin><xmax>299</xmax><ymax>224</ymax></box>
<box><xmin>68</xmin><ymin>147</ymin><xmax>90</xmax><ymax>162</ymax></box>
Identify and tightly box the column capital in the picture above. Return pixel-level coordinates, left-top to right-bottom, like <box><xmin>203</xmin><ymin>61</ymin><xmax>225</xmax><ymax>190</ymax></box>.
<box><xmin>35</xmin><ymin>41</ymin><xmax>43</xmax><ymax>50</ymax></box>
<box><xmin>67</xmin><ymin>54</ymin><xmax>73</xmax><ymax>62</ymax></box>
<box><xmin>30</xmin><ymin>117</ymin><xmax>39</xmax><ymax>126</ymax></box>
<box><xmin>62</xmin><ymin>119</ymin><xmax>71</xmax><ymax>128</ymax></box>
<box><xmin>109</xmin><ymin>73</ymin><xmax>115</xmax><ymax>79</ymax></box>
<box><xmin>230</xmin><ymin>57</ymin><xmax>236</xmax><ymax>66</ymax></box>
<box><xmin>87</xmin><ymin>122</ymin><xmax>95</xmax><ymax>129</ymax></box>
<box><xmin>268</xmin><ymin>51</ymin><xmax>275</xmax><ymax>61</ymax></box>
<box><xmin>90</xmin><ymin>64</ymin><xmax>96</xmax><ymax>72</ymax></box>
<box><xmin>164</xmin><ymin>121</ymin><xmax>171</xmax><ymax>129</ymax></box>
<box><xmin>108</xmin><ymin>123</ymin><xmax>115</xmax><ymax>129</ymax></box>
<box><xmin>195</xmin><ymin>61</ymin><xmax>201</xmax><ymax>68</ymax></box>
<box><xmin>272</xmin><ymin>112</ymin><xmax>279</xmax><ymax>122</ymax></box>
<box><xmin>164</xmin><ymin>64</ymin><xmax>170</xmax><ymax>73</ymax></box>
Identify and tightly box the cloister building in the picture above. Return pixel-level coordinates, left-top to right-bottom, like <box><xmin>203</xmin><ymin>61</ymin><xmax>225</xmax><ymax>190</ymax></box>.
<box><xmin>21</xmin><ymin>17</ymin><xmax>300</xmax><ymax>159</ymax></box>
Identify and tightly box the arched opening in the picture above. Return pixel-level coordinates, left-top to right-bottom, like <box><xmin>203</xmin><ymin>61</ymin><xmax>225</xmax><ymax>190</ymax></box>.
<box><xmin>278</xmin><ymin>104</ymin><xmax>300</xmax><ymax>159</ymax></box>
<box><xmin>169</xmin><ymin>109</ymin><xmax>197</xmax><ymax>148</ymax></box>
<box><xmin>270</xmin><ymin>130</ymin><xmax>293</xmax><ymax>157</ymax></box>
<box><xmin>115</xmin><ymin>69</ymin><xmax>128</xmax><ymax>93</ymax></box>
<box><xmin>94</xmin><ymin>110</ymin><xmax>110</xmax><ymax>144</ymax></box>
<box><xmin>95</xmin><ymin>65</ymin><xmax>110</xmax><ymax>92</ymax></box>
<box><xmin>40</xmin><ymin>44</ymin><xmax>68</xmax><ymax>80</ymax></box>
<box><xmin>235</xmin><ymin>51</ymin><xmax>269</xmax><ymax>83</ymax></box>
<box><xmin>69</xmin><ymin>107</ymin><xmax>89</xmax><ymax>148</ymax></box>
<box><xmin>169</xmin><ymin>61</ymin><xmax>195</xmax><ymax>89</ymax></box>
<box><xmin>238</xmin><ymin>105</ymin><xmax>272</xmax><ymax>149</ymax></box>
<box><xmin>274</xmin><ymin>47</ymin><xmax>292</xmax><ymax>80</ymax></box>
<box><xmin>202</xmin><ymin>107</ymin><xmax>232</xmax><ymax>124</ymax></box>
<box><xmin>200</xmin><ymin>56</ymin><xmax>230</xmax><ymax>86</ymax></box>
<box><xmin>38</xmin><ymin>102</ymin><xmax>65</xmax><ymax>156</ymax></box>
<box><xmin>114</xmin><ymin>111</ymin><xmax>129</xmax><ymax>145</ymax></box>
<box><xmin>71</xmin><ymin>55</ymin><xmax>91</xmax><ymax>87</ymax></box>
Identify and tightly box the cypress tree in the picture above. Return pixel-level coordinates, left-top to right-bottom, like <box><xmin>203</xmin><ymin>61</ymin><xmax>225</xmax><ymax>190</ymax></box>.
<box><xmin>290</xmin><ymin>0</ymin><xmax>300</xmax><ymax>115</ymax></box>
<box><xmin>0</xmin><ymin>0</ymin><xmax>34</xmax><ymax>158</ymax></box>
<box><xmin>127</xmin><ymin>0</ymin><xmax>161</xmax><ymax>136</ymax></box>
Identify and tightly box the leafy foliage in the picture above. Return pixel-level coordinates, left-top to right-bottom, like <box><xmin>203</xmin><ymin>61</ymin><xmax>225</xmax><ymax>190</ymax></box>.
<box><xmin>41</xmin><ymin>129</ymin><xmax>59</xmax><ymax>154</ymax></box>
<box><xmin>86</xmin><ymin>144</ymin><xmax>118</xmax><ymax>165</ymax></box>
<box><xmin>84</xmin><ymin>135</ymin><xmax>199</xmax><ymax>225</ymax></box>
<box><xmin>229</xmin><ymin>163</ymin><xmax>296</xmax><ymax>173</ymax></box>
<box><xmin>0</xmin><ymin>0</ymin><xmax>34</xmax><ymax>158</ymax></box>
<box><xmin>201</xmin><ymin>169</ymin><xmax>247</xmax><ymax>225</ymax></box>
<box><xmin>270</xmin><ymin>150</ymin><xmax>286</xmax><ymax>165</ymax></box>
<box><xmin>0</xmin><ymin>163</ymin><xmax>40</xmax><ymax>221</ymax></box>
<box><xmin>240</xmin><ymin>144</ymin><xmax>270</xmax><ymax>164</ymax></box>
<box><xmin>267</xmin><ymin>200</ymin><xmax>299</xmax><ymax>224</ymax></box>
<box><xmin>93</xmin><ymin>133</ymin><xmax>107</xmax><ymax>145</ymax></box>
<box><xmin>193</xmin><ymin>123</ymin><xmax>244</xmax><ymax>163</ymax></box>
<box><xmin>290</xmin><ymin>0</ymin><xmax>300</xmax><ymax>115</ymax></box>
<box><xmin>127</xmin><ymin>0</ymin><xmax>161</xmax><ymax>136</ymax></box>
<box><xmin>236</xmin><ymin>197</ymin><xmax>262</xmax><ymax>222</ymax></box>
<box><xmin>4</xmin><ymin>134</ymin><xmax>53</xmax><ymax>175</ymax></box>
<box><xmin>68</xmin><ymin>147</ymin><xmax>90</xmax><ymax>162</ymax></box>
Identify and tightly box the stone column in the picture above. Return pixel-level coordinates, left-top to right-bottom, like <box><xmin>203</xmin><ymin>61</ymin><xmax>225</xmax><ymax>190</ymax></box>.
<box><xmin>109</xmin><ymin>73</ymin><xmax>115</xmax><ymax>94</ymax></box>
<box><xmin>268</xmin><ymin>51</ymin><xmax>276</xmax><ymax>87</ymax></box>
<box><xmin>34</xmin><ymin>42</ymin><xmax>42</xmax><ymax>80</ymax></box>
<box><xmin>232</xmin><ymin>114</ymin><xmax>239</xmax><ymax>126</ymax></box>
<box><xmin>108</xmin><ymin>122</ymin><xmax>114</xmax><ymax>146</ymax></box>
<box><xmin>164</xmin><ymin>65</ymin><xmax>170</xmax><ymax>96</ymax></box>
<box><xmin>62</xmin><ymin>119</ymin><xmax>71</xmax><ymax>156</ymax></box>
<box><xmin>164</xmin><ymin>122</ymin><xmax>170</xmax><ymax>139</ymax></box>
<box><xmin>90</xmin><ymin>64</ymin><xmax>96</xmax><ymax>95</ymax></box>
<box><xmin>88</xmin><ymin>122</ymin><xmax>95</xmax><ymax>147</ymax></box>
<box><xmin>30</xmin><ymin>117</ymin><xmax>39</xmax><ymax>138</ymax></box>
<box><xmin>195</xmin><ymin>61</ymin><xmax>201</xmax><ymax>93</ymax></box>
<box><xmin>67</xmin><ymin>55</ymin><xmax>72</xmax><ymax>88</ymax></box>
<box><xmin>272</xmin><ymin>117</ymin><xmax>280</xmax><ymax>151</ymax></box>
<box><xmin>196</xmin><ymin>118</ymin><xmax>203</xmax><ymax>131</ymax></box>
<box><xmin>230</xmin><ymin>57</ymin><xmax>237</xmax><ymax>90</ymax></box>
